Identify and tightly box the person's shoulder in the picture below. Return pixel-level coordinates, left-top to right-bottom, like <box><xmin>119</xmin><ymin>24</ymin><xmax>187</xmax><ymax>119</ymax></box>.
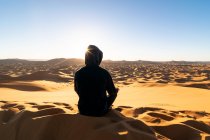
<box><xmin>75</xmin><ymin>66</ymin><xmax>86</xmax><ymax>75</ymax></box>
<box><xmin>98</xmin><ymin>66</ymin><xmax>107</xmax><ymax>72</ymax></box>
<box><xmin>99</xmin><ymin>67</ymin><xmax>110</xmax><ymax>76</ymax></box>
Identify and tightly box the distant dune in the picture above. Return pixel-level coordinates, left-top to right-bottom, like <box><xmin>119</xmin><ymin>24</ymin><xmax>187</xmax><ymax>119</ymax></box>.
<box><xmin>0</xmin><ymin>58</ymin><xmax>209</xmax><ymax>90</ymax></box>
<box><xmin>1</xmin><ymin>58</ymin><xmax>210</xmax><ymax>65</ymax></box>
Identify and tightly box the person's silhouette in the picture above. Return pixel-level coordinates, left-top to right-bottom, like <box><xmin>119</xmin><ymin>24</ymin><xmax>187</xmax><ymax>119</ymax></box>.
<box><xmin>74</xmin><ymin>45</ymin><xmax>118</xmax><ymax>116</ymax></box>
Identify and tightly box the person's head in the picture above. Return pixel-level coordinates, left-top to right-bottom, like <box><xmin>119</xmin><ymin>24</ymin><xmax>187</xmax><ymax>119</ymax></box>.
<box><xmin>85</xmin><ymin>45</ymin><xmax>103</xmax><ymax>66</ymax></box>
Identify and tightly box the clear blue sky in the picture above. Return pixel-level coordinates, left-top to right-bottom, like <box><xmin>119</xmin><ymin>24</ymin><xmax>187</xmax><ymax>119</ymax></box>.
<box><xmin>0</xmin><ymin>0</ymin><xmax>209</xmax><ymax>61</ymax></box>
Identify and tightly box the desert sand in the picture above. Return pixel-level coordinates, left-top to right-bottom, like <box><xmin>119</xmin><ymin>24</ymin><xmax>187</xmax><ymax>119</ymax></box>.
<box><xmin>0</xmin><ymin>59</ymin><xmax>210</xmax><ymax>140</ymax></box>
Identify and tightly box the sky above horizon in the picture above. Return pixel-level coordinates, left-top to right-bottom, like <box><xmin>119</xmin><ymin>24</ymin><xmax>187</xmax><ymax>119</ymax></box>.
<box><xmin>0</xmin><ymin>0</ymin><xmax>210</xmax><ymax>61</ymax></box>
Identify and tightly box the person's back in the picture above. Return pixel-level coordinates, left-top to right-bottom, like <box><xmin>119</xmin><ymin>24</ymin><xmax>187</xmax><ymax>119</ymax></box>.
<box><xmin>74</xmin><ymin>45</ymin><xmax>118</xmax><ymax>116</ymax></box>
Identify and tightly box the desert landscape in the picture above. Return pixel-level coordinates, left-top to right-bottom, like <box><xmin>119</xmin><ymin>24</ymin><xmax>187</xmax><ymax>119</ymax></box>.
<box><xmin>0</xmin><ymin>58</ymin><xmax>210</xmax><ymax>140</ymax></box>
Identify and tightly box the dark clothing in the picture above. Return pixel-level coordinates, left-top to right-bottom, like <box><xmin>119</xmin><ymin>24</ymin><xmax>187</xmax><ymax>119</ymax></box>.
<box><xmin>74</xmin><ymin>65</ymin><xmax>117</xmax><ymax>116</ymax></box>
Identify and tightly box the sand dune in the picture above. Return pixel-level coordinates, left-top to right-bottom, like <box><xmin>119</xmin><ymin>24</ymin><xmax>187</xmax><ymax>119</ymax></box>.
<box><xmin>0</xmin><ymin>59</ymin><xmax>210</xmax><ymax>139</ymax></box>
<box><xmin>0</xmin><ymin>59</ymin><xmax>210</xmax><ymax>89</ymax></box>
<box><xmin>0</xmin><ymin>81</ymin><xmax>47</xmax><ymax>91</ymax></box>
<box><xmin>0</xmin><ymin>101</ymin><xmax>157</xmax><ymax>140</ymax></box>
<box><xmin>121</xmin><ymin>106</ymin><xmax>210</xmax><ymax>140</ymax></box>
<box><xmin>0</xmin><ymin>101</ymin><xmax>210</xmax><ymax>140</ymax></box>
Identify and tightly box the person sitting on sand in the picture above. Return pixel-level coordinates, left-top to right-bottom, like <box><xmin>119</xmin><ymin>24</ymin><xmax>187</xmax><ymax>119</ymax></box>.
<box><xmin>74</xmin><ymin>45</ymin><xmax>118</xmax><ymax>116</ymax></box>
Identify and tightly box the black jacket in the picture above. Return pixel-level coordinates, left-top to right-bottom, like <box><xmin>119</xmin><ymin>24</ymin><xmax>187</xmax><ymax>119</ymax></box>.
<box><xmin>74</xmin><ymin>65</ymin><xmax>117</xmax><ymax>116</ymax></box>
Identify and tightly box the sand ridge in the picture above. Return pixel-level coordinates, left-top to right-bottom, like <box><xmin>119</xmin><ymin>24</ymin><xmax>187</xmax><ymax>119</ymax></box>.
<box><xmin>0</xmin><ymin>101</ymin><xmax>210</xmax><ymax>140</ymax></box>
<box><xmin>0</xmin><ymin>101</ymin><xmax>157</xmax><ymax>140</ymax></box>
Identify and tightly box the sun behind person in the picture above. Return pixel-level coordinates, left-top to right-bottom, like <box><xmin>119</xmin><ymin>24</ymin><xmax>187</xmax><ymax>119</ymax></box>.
<box><xmin>74</xmin><ymin>45</ymin><xmax>119</xmax><ymax>116</ymax></box>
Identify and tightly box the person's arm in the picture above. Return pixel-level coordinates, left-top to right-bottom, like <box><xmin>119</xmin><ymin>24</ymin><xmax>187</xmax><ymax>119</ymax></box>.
<box><xmin>106</xmin><ymin>72</ymin><xmax>118</xmax><ymax>108</ymax></box>
<box><xmin>74</xmin><ymin>73</ymin><xmax>79</xmax><ymax>95</ymax></box>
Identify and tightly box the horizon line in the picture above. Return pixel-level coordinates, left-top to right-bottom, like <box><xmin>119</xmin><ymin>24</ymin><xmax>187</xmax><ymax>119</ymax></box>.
<box><xmin>0</xmin><ymin>58</ymin><xmax>210</xmax><ymax>62</ymax></box>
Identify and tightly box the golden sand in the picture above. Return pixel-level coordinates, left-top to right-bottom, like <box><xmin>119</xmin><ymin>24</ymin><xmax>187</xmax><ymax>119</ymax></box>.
<box><xmin>0</xmin><ymin>59</ymin><xmax>210</xmax><ymax>139</ymax></box>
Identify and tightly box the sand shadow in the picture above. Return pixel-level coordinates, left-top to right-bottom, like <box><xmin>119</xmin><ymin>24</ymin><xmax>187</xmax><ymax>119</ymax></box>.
<box><xmin>184</xmin><ymin>83</ymin><xmax>210</xmax><ymax>90</ymax></box>
<box><xmin>0</xmin><ymin>83</ymin><xmax>47</xmax><ymax>91</ymax></box>
<box><xmin>14</xmin><ymin>71</ymin><xmax>71</xmax><ymax>83</ymax></box>
<box><xmin>0</xmin><ymin>104</ymin><xmax>157</xmax><ymax>140</ymax></box>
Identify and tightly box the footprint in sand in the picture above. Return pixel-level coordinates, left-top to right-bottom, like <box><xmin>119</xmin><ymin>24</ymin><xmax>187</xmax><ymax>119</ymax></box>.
<box><xmin>26</xmin><ymin>102</ymin><xmax>38</xmax><ymax>106</ymax></box>
<box><xmin>1</xmin><ymin>103</ymin><xmax>18</xmax><ymax>109</ymax></box>
<box><xmin>32</xmin><ymin>105</ymin><xmax>55</xmax><ymax>110</ymax></box>
<box><xmin>147</xmin><ymin>112</ymin><xmax>174</xmax><ymax>121</ymax></box>
<box><xmin>53</xmin><ymin>102</ymin><xmax>69</xmax><ymax>106</ymax></box>
<box><xmin>34</xmin><ymin>108</ymin><xmax>66</xmax><ymax>118</ymax></box>
<box><xmin>52</xmin><ymin>102</ymin><xmax>74</xmax><ymax>110</ymax></box>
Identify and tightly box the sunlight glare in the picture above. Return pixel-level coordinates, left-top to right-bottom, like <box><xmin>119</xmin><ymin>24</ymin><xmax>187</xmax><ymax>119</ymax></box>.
<box><xmin>68</xmin><ymin>24</ymin><xmax>105</xmax><ymax>59</ymax></box>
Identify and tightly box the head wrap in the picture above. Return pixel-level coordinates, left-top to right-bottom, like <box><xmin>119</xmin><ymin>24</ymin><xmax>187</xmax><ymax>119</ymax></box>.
<box><xmin>85</xmin><ymin>45</ymin><xmax>103</xmax><ymax>66</ymax></box>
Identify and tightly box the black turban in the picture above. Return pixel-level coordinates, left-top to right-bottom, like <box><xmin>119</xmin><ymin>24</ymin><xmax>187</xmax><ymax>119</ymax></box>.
<box><xmin>85</xmin><ymin>45</ymin><xmax>103</xmax><ymax>66</ymax></box>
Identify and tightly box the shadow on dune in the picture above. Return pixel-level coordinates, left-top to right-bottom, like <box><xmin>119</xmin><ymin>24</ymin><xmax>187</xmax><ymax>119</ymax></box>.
<box><xmin>182</xmin><ymin>120</ymin><xmax>210</xmax><ymax>134</ymax></box>
<box><xmin>152</xmin><ymin>124</ymin><xmax>202</xmax><ymax>140</ymax></box>
<box><xmin>0</xmin><ymin>71</ymin><xmax>72</xmax><ymax>83</ymax></box>
<box><xmin>0</xmin><ymin>105</ymin><xmax>157</xmax><ymax>140</ymax></box>
<box><xmin>1</xmin><ymin>101</ymin><xmax>210</xmax><ymax>140</ymax></box>
<box><xmin>125</xmin><ymin>107</ymin><xmax>210</xmax><ymax>140</ymax></box>
<box><xmin>0</xmin><ymin>83</ymin><xmax>47</xmax><ymax>91</ymax></box>
<box><xmin>183</xmin><ymin>83</ymin><xmax>210</xmax><ymax>90</ymax></box>
<box><xmin>14</xmin><ymin>71</ymin><xmax>71</xmax><ymax>82</ymax></box>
